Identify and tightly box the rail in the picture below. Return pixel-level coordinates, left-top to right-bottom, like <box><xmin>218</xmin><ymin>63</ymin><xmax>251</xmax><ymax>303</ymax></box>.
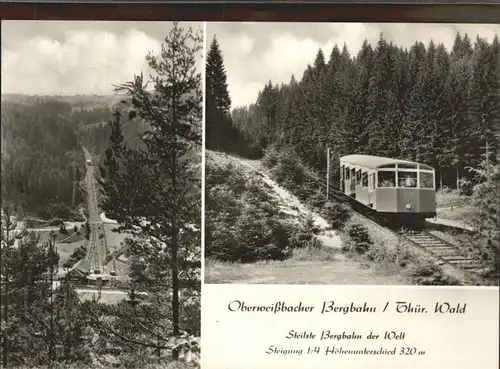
<box><xmin>313</xmin><ymin>177</ymin><xmax>483</xmax><ymax>284</ymax></box>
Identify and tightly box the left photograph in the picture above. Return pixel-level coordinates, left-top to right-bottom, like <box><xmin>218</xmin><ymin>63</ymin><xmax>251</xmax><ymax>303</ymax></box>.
<box><xmin>1</xmin><ymin>21</ymin><xmax>202</xmax><ymax>368</ymax></box>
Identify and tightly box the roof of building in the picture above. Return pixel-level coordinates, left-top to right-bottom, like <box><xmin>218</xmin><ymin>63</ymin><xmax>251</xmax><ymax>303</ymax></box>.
<box><xmin>87</xmin><ymin>273</ymin><xmax>111</xmax><ymax>281</ymax></box>
<box><xmin>340</xmin><ymin>155</ymin><xmax>434</xmax><ymax>170</ymax></box>
<box><xmin>67</xmin><ymin>258</ymin><xmax>91</xmax><ymax>276</ymax></box>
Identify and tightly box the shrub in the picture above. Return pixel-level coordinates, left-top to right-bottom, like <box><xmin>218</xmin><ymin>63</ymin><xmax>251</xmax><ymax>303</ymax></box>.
<box><xmin>343</xmin><ymin>223</ymin><xmax>373</xmax><ymax>254</ymax></box>
<box><xmin>403</xmin><ymin>257</ymin><xmax>460</xmax><ymax>286</ymax></box>
<box><xmin>59</xmin><ymin>223</ymin><xmax>68</xmax><ymax>234</ymax></box>
<box><xmin>365</xmin><ymin>238</ymin><xmax>414</xmax><ymax>267</ymax></box>
<box><xmin>206</xmin><ymin>206</ymin><xmax>293</xmax><ymax>263</ymax></box>
<box><xmin>289</xmin><ymin>217</ymin><xmax>321</xmax><ymax>249</ymax></box>
<box><xmin>268</xmin><ymin>149</ymin><xmax>306</xmax><ymax>188</ymax></box>
<box><xmin>322</xmin><ymin>202</ymin><xmax>351</xmax><ymax>229</ymax></box>
<box><xmin>262</xmin><ymin>146</ymin><xmax>280</xmax><ymax>169</ymax></box>
<box><xmin>308</xmin><ymin>190</ymin><xmax>327</xmax><ymax>208</ymax></box>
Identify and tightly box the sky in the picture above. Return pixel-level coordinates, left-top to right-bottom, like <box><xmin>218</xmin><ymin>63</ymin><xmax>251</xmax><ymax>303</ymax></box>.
<box><xmin>207</xmin><ymin>22</ymin><xmax>500</xmax><ymax>108</ymax></box>
<box><xmin>1</xmin><ymin>21</ymin><xmax>203</xmax><ymax>96</ymax></box>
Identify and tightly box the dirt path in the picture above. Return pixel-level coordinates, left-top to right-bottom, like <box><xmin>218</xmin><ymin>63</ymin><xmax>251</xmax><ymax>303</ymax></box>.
<box><xmin>229</xmin><ymin>154</ymin><xmax>343</xmax><ymax>251</ymax></box>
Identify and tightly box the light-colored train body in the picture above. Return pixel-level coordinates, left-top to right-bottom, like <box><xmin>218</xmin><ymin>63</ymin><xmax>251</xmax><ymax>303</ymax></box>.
<box><xmin>340</xmin><ymin>155</ymin><xmax>436</xmax><ymax>220</ymax></box>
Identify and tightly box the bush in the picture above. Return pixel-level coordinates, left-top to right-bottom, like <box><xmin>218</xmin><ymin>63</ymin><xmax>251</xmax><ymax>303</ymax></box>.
<box><xmin>262</xmin><ymin>146</ymin><xmax>280</xmax><ymax>169</ymax></box>
<box><xmin>403</xmin><ymin>257</ymin><xmax>460</xmax><ymax>286</ymax></box>
<box><xmin>308</xmin><ymin>190</ymin><xmax>327</xmax><ymax>208</ymax></box>
<box><xmin>59</xmin><ymin>223</ymin><xmax>68</xmax><ymax>234</ymax></box>
<box><xmin>289</xmin><ymin>218</ymin><xmax>321</xmax><ymax>249</ymax></box>
<box><xmin>343</xmin><ymin>223</ymin><xmax>373</xmax><ymax>254</ymax></box>
<box><xmin>206</xmin><ymin>207</ymin><xmax>293</xmax><ymax>263</ymax></box>
<box><xmin>267</xmin><ymin>148</ymin><xmax>306</xmax><ymax>188</ymax></box>
<box><xmin>322</xmin><ymin>202</ymin><xmax>351</xmax><ymax>229</ymax></box>
<box><xmin>365</xmin><ymin>238</ymin><xmax>414</xmax><ymax>267</ymax></box>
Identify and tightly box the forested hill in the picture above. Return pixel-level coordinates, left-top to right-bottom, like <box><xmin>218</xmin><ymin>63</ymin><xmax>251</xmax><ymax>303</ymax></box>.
<box><xmin>1</xmin><ymin>94</ymin><xmax>146</xmax><ymax>218</ymax></box>
<box><xmin>231</xmin><ymin>32</ymin><xmax>500</xmax><ymax>189</ymax></box>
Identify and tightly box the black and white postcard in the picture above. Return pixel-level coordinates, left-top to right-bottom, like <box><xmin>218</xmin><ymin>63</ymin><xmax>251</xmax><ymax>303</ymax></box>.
<box><xmin>1</xmin><ymin>20</ymin><xmax>202</xmax><ymax>368</ymax></box>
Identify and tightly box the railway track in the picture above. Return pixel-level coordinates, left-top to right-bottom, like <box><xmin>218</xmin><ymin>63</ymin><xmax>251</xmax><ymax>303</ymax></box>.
<box><xmin>400</xmin><ymin>230</ymin><xmax>482</xmax><ymax>273</ymax></box>
<box><xmin>314</xmin><ymin>178</ymin><xmax>484</xmax><ymax>283</ymax></box>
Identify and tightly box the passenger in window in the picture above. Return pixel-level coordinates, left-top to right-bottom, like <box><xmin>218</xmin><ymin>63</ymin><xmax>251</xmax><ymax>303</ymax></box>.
<box><xmin>401</xmin><ymin>174</ymin><xmax>416</xmax><ymax>188</ymax></box>
<box><xmin>381</xmin><ymin>179</ymin><xmax>394</xmax><ymax>187</ymax></box>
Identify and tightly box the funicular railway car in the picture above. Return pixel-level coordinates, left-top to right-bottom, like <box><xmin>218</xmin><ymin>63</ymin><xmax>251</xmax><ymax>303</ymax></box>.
<box><xmin>340</xmin><ymin>155</ymin><xmax>436</xmax><ymax>223</ymax></box>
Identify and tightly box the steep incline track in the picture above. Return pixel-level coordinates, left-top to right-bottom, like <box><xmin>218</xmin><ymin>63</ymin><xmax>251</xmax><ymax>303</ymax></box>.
<box><xmin>82</xmin><ymin>147</ymin><xmax>107</xmax><ymax>273</ymax></box>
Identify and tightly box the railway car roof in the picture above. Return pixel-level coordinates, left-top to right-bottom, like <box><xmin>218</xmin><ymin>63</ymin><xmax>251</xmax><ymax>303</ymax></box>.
<box><xmin>340</xmin><ymin>155</ymin><xmax>433</xmax><ymax>170</ymax></box>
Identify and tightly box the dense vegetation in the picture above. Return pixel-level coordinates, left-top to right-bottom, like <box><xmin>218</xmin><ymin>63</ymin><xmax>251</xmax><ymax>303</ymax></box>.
<box><xmin>206</xmin><ymin>31</ymin><xmax>499</xmax><ymax>283</ymax></box>
<box><xmin>1</xmin><ymin>22</ymin><xmax>201</xmax><ymax>368</ymax></box>
<box><xmin>231</xmin><ymin>32</ymin><xmax>500</xmax><ymax>190</ymax></box>
<box><xmin>205</xmin><ymin>152</ymin><xmax>323</xmax><ymax>263</ymax></box>
<box><xmin>1</xmin><ymin>94</ymin><xmax>146</xmax><ymax>220</ymax></box>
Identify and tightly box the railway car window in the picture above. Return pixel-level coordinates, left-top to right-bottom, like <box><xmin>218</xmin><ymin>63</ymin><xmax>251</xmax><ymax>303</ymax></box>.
<box><xmin>379</xmin><ymin>164</ymin><xmax>395</xmax><ymax>168</ymax></box>
<box><xmin>398</xmin><ymin>171</ymin><xmax>417</xmax><ymax>188</ymax></box>
<box><xmin>351</xmin><ymin>168</ymin><xmax>356</xmax><ymax>182</ymax></box>
<box><xmin>398</xmin><ymin>163</ymin><xmax>417</xmax><ymax>169</ymax></box>
<box><xmin>356</xmin><ymin>170</ymin><xmax>362</xmax><ymax>185</ymax></box>
<box><xmin>362</xmin><ymin>172</ymin><xmax>368</xmax><ymax>187</ymax></box>
<box><xmin>420</xmin><ymin>172</ymin><xmax>434</xmax><ymax>189</ymax></box>
<box><xmin>346</xmin><ymin>167</ymin><xmax>351</xmax><ymax>180</ymax></box>
<box><xmin>378</xmin><ymin>171</ymin><xmax>395</xmax><ymax>187</ymax></box>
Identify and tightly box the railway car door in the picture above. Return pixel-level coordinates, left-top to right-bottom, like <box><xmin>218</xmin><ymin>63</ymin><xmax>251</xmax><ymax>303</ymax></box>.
<box><xmin>350</xmin><ymin>168</ymin><xmax>356</xmax><ymax>194</ymax></box>
<box><xmin>368</xmin><ymin>172</ymin><xmax>375</xmax><ymax>207</ymax></box>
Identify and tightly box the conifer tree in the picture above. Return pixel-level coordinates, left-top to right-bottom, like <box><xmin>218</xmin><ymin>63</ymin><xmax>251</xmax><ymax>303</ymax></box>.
<box><xmin>98</xmin><ymin>22</ymin><xmax>202</xmax><ymax>355</ymax></box>
<box><xmin>469</xmin><ymin>37</ymin><xmax>500</xmax><ymax>168</ymax></box>
<box><xmin>466</xmin><ymin>143</ymin><xmax>500</xmax><ymax>278</ymax></box>
<box><xmin>206</xmin><ymin>35</ymin><xmax>232</xmax><ymax>151</ymax></box>
<box><xmin>0</xmin><ymin>229</ymin><xmax>59</xmax><ymax>366</ymax></box>
<box><xmin>229</xmin><ymin>31</ymin><xmax>500</xmax><ymax>191</ymax></box>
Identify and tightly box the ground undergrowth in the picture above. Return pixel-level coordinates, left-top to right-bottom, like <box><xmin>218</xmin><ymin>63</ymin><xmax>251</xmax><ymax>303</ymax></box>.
<box><xmin>262</xmin><ymin>146</ymin><xmax>463</xmax><ymax>286</ymax></box>
<box><xmin>205</xmin><ymin>147</ymin><xmax>463</xmax><ymax>285</ymax></box>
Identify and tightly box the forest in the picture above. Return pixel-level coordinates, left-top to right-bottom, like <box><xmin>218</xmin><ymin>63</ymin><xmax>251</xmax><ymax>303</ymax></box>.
<box><xmin>229</xmin><ymin>32</ymin><xmax>500</xmax><ymax>190</ymax></box>
<box><xmin>1</xmin><ymin>96</ymin><xmax>146</xmax><ymax>220</ymax></box>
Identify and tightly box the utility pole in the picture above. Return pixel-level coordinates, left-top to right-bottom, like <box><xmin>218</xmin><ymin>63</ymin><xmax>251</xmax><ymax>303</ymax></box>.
<box><xmin>326</xmin><ymin>147</ymin><xmax>330</xmax><ymax>200</ymax></box>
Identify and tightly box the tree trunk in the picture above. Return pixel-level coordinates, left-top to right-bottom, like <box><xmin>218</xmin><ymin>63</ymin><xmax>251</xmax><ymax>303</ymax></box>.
<box><xmin>456</xmin><ymin>166</ymin><xmax>460</xmax><ymax>191</ymax></box>
<box><xmin>171</xmin><ymin>71</ymin><xmax>180</xmax><ymax>361</ymax></box>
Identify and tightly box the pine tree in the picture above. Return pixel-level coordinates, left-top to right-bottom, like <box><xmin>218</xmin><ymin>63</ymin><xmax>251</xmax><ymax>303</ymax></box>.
<box><xmin>469</xmin><ymin>37</ymin><xmax>500</xmax><ymax>168</ymax></box>
<box><xmin>206</xmin><ymin>35</ymin><xmax>232</xmax><ymax>151</ymax></box>
<box><xmin>0</xmin><ymin>228</ymin><xmax>59</xmax><ymax>366</ymax></box>
<box><xmin>365</xmin><ymin>34</ymin><xmax>400</xmax><ymax>157</ymax></box>
<box><xmin>98</xmin><ymin>22</ymin><xmax>202</xmax><ymax>357</ymax></box>
<box><xmin>466</xmin><ymin>144</ymin><xmax>500</xmax><ymax>278</ymax></box>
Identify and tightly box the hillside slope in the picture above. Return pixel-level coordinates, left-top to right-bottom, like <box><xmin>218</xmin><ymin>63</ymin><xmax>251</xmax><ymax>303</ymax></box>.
<box><xmin>205</xmin><ymin>150</ymin><xmax>407</xmax><ymax>285</ymax></box>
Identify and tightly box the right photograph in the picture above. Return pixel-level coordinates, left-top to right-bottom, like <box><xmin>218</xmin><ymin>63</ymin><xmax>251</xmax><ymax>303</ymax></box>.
<box><xmin>204</xmin><ymin>22</ymin><xmax>500</xmax><ymax>286</ymax></box>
